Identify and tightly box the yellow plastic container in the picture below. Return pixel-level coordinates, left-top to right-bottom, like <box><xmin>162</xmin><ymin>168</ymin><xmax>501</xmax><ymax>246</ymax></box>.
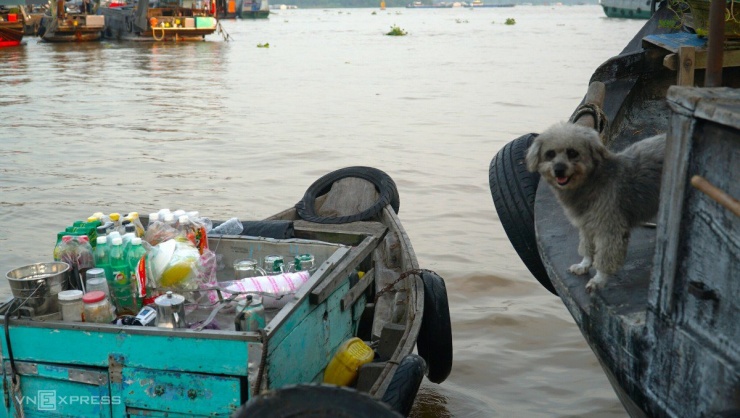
<box><xmin>323</xmin><ymin>337</ymin><xmax>374</xmax><ymax>386</ymax></box>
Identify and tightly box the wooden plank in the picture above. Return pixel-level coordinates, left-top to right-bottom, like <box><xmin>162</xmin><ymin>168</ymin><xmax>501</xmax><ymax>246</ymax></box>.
<box><xmin>341</xmin><ymin>267</ymin><xmax>375</xmax><ymax>311</ymax></box>
<box><xmin>662</xmin><ymin>48</ymin><xmax>740</xmax><ymax>71</ymax></box>
<box><xmin>310</xmin><ymin>235</ymin><xmax>381</xmax><ymax>305</ymax></box>
<box><xmin>643</xmin><ymin>33</ymin><xmax>708</xmax><ymax>53</ymax></box>
<box><xmin>292</xmin><ymin>220</ymin><xmax>387</xmax><ymax>246</ymax></box>
<box><xmin>677</xmin><ymin>46</ymin><xmax>695</xmax><ymax>86</ymax></box>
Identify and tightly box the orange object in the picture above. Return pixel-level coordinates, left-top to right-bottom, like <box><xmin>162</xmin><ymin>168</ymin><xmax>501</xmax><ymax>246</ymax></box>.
<box><xmin>228</xmin><ymin>0</ymin><xmax>235</xmax><ymax>13</ymax></box>
<box><xmin>150</xmin><ymin>17</ymin><xmax>158</xmax><ymax>27</ymax></box>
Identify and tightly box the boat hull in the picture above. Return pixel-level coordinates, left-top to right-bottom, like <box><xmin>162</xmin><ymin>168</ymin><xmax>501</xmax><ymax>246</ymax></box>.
<box><xmin>100</xmin><ymin>6</ymin><xmax>217</xmax><ymax>41</ymax></box>
<box><xmin>0</xmin><ymin>16</ymin><xmax>24</xmax><ymax>47</ymax></box>
<box><xmin>599</xmin><ymin>0</ymin><xmax>652</xmax><ymax>19</ymax></box>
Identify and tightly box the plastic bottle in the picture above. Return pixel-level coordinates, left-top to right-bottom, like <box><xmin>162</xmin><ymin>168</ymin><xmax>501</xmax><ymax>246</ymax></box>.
<box><xmin>93</xmin><ymin>235</ymin><xmax>112</xmax><ymax>283</ymax></box>
<box><xmin>126</xmin><ymin>237</ymin><xmax>147</xmax><ymax>310</ymax></box>
<box><xmin>125</xmin><ymin>212</ymin><xmax>146</xmax><ymax>238</ymax></box>
<box><xmin>109</xmin><ymin>213</ymin><xmax>123</xmax><ymax>234</ymax></box>
<box><xmin>122</xmin><ymin>223</ymin><xmax>137</xmax><ymax>254</ymax></box>
<box><xmin>76</xmin><ymin>236</ymin><xmax>95</xmax><ymax>290</ymax></box>
<box><xmin>236</xmin><ymin>295</ymin><xmax>266</xmax><ymax>331</ymax></box>
<box><xmin>109</xmin><ymin>237</ymin><xmax>135</xmax><ymax>314</ymax></box>
<box><xmin>211</xmin><ymin>217</ymin><xmax>243</xmax><ymax>235</ymax></box>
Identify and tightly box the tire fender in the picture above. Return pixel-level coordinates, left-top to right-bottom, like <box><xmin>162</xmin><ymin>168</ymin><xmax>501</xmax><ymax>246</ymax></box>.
<box><xmin>381</xmin><ymin>354</ymin><xmax>427</xmax><ymax>417</ymax></box>
<box><xmin>489</xmin><ymin>133</ymin><xmax>557</xmax><ymax>295</ymax></box>
<box><xmin>296</xmin><ymin>166</ymin><xmax>400</xmax><ymax>224</ymax></box>
<box><xmin>416</xmin><ymin>271</ymin><xmax>452</xmax><ymax>384</ymax></box>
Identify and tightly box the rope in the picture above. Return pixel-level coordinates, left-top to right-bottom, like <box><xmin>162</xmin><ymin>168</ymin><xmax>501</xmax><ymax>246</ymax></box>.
<box><xmin>374</xmin><ymin>268</ymin><xmax>436</xmax><ymax>303</ymax></box>
<box><xmin>254</xmin><ymin>328</ymin><xmax>268</xmax><ymax>395</ymax></box>
<box><xmin>152</xmin><ymin>26</ymin><xmax>165</xmax><ymax>41</ymax></box>
<box><xmin>569</xmin><ymin>103</ymin><xmax>609</xmax><ymax>143</ymax></box>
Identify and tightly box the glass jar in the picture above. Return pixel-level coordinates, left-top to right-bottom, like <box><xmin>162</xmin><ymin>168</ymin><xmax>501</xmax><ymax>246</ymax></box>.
<box><xmin>234</xmin><ymin>259</ymin><xmax>267</xmax><ymax>280</ymax></box>
<box><xmin>58</xmin><ymin>289</ymin><xmax>84</xmax><ymax>322</ymax></box>
<box><xmin>82</xmin><ymin>290</ymin><xmax>113</xmax><ymax>323</ymax></box>
<box><xmin>263</xmin><ymin>255</ymin><xmax>285</xmax><ymax>274</ymax></box>
<box><xmin>85</xmin><ymin>268</ymin><xmax>110</xmax><ymax>297</ymax></box>
<box><xmin>290</xmin><ymin>254</ymin><xmax>316</xmax><ymax>273</ymax></box>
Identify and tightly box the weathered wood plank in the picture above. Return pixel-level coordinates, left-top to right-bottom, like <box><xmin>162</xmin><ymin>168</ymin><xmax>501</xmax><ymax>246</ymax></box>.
<box><xmin>341</xmin><ymin>267</ymin><xmax>375</xmax><ymax>311</ymax></box>
<box><xmin>310</xmin><ymin>235</ymin><xmax>381</xmax><ymax>305</ymax></box>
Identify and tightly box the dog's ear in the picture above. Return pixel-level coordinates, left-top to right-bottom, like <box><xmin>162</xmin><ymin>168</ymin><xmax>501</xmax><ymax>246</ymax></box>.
<box><xmin>525</xmin><ymin>135</ymin><xmax>542</xmax><ymax>173</ymax></box>
<box><xmin>587</xmin><ymin>135</ymin><xmax>608</xmax><ymax>165</ymax></box>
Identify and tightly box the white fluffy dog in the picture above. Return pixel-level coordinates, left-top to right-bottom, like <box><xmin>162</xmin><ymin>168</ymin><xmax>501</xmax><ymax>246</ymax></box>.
<box><xmin>525</xmin><ymin>122</ymin><xmax>665</xmax><ymax>293</ymax></box>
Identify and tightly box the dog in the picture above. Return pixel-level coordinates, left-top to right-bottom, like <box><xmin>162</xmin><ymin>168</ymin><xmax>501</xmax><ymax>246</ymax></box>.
<box><xmin>525</xmin><ymin>122</ymin><xmax>665</xmax><ymax>293</ymax></box>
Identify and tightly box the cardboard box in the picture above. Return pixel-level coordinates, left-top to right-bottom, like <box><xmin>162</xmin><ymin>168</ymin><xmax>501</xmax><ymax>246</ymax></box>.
<box><xmin>184</xmin><ymin>17</ymin><xmax>195</xmax><ymax>28</ymax></box>
<box><xmin>85</xmin><ymin>15</ymin><xmax>104</xmax><ymax>26</ymax></box>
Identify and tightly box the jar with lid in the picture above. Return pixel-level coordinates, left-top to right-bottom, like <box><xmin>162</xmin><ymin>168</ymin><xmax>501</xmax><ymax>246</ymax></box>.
<box><xmin>82</xmin><ymin>290</ymin><xmax>114</xmax><ymax>323</ymax></box>
<box><xmin>59</xmin><ymin>290</ymin><xmax>84</xmax><ymax>322</ymax></box>
<box><xmin>263</xmin><ymin>255</ymin><xmax>285</xmax><ymax>274</ymax></box>
<box><xmin>85</xmin><ymin>268</ymin><xmax>110</xmax><ymax>297</ymax></box>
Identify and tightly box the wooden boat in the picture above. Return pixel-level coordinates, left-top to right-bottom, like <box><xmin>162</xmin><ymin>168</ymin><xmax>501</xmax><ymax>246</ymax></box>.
<box><xmin>490</xmin><ymin>5</ymin><xmax>739</xmax><ymax>417</ymax></box>
<box><xmin>0</xmin><ymin>167</ymin><xmax>452</xmax><ymax>417</ymax></box>
<box><xmin>37</xmin><ymin>0</ymin><xmax>105</xmax><ymax>43</ymax></box>
<box><xmin>100</xmin><ymin>0</ymin><xmax>217</xmax><ymax>41</ymax></box>
<box><xmin>0</xmin><ymin>0</ymin><xmax>25</xmax><ymax>47</ymax></box>
<box><xmin>599</xmin><ymin>0</ymin><xmax>652</xmax><ymax>19</ymax></box>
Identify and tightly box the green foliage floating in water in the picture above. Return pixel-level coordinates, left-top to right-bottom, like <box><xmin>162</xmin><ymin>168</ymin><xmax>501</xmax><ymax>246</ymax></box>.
<box><xmin>386</xmin><ymin>24</ymin><xmax>407</xmax><ymax>36</ymax></box>
<box><xmin>257</xmin><ymin>42</ymin><xmax>270</xmax><ymax>48</ymax></box>
<box><xmin>505</xmin><ymin>18</ymin><xmax>516</xmax><ymax>25</ymax></box>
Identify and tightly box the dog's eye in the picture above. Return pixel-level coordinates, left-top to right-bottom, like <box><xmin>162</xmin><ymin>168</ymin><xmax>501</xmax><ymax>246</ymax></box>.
<box><xmin>566</xmin><ymin>149</ymin><xmax>579</xmax><ymax>159</ymax></box>
<box><xmin>544</xmin><ymin>150</ymin><xmax>556</xmax><ymax>160</ymax></box>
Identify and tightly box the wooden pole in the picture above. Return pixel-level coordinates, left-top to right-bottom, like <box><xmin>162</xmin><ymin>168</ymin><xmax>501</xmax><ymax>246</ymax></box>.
<box><xmin>704</xmin><ymin>0</ymin><xmax>726</xmax><ymax>86</ymax></box>
<box><xmin>691</xmin><ymin>175</ymin><xmax>740</xmax><ymax>217</ymax></box>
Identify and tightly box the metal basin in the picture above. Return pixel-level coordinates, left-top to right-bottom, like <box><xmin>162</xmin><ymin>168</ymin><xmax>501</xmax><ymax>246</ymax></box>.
<box><xmin>5</xmin><ymin>262</ymin><xmax>70</xmax><ymax>316</ymax></box>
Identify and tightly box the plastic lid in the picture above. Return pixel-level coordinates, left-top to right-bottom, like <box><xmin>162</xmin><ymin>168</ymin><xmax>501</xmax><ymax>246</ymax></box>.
<box><xmin>127</xmin><ymin>212</ymin><xmax>139</xmax><ymax>218</ymax></box>
<box><xmin>109</xmin><ymin>213</ymin><xmax>120</xmax><ymax>221</ymax></box>
<box><xmin>125</xmin><ymin>224</ymin><xmax>136</xmax><ymax>233</ymax></box>
<box><xmin>173</xmin><ymin>210</ymin><xmax>186</xmax><ymax>218</ymax></box>
<box><xmin>78</xmin><ymin>236</ymin><xmax>89</xmax><ymax>244</ymax></box>
<box><xmin>92</xmin><ymin>212</ymin><xmax>105</xmax><ymax>219</ymax></box>
<box><xmin>82</xmin><ymin>291</ymin><xmax>106</xmax><ymax>304</ymax></box>
<box><xmin>87</xmin><ymin>216</ymin><xmax>99</xmax><ymax>223</ymax></box>
<box><xmin>87</xmin><ymin>277</ymin><xmax>106</xmax><ymax>286</ymax></box>
<box><xmin>111</xmin><ymin>237</ymin><xmax>123</xmax><ymax>246</ymax></box>
<box><xmin>62</xmin><ymin>235</ymin><xmax>73</xmax><ymax>243</ymax></box>
<box><xmin>58</xmin><ymin>289</ymin><xmax>83</xmax><ymax>301</ymax></box>
<box><xmin>96</xmin><ymin>236</ymin><xmax>107</xmax><ymax>245</ymax></box>
<box><xmin>163</xmin><ymin>213</ymin><xmax>175</xmax><ymax>223</ymax></box>
<box><xmin>96</xmin><ymin>226</ymin><xmax>107</xmax><ymax>234</ymax></box>
<box><xmin>122</xmin><ymin>219</ymin><xmax>131</xmax><ymax>226</ymax></box>
<box><xmin>131</xmin><ymin>237</ymin><xmax>142</xmax><ymax>246</ymax></box>
<box><xmin>178</xmin><ymin>215</ymin><xmax>190</xmax><ymax>224</ymax></box>
<box><xmin>86</xmin><ymin>268</ymin><xmax>106</xmax><ymax>280</ymax></box>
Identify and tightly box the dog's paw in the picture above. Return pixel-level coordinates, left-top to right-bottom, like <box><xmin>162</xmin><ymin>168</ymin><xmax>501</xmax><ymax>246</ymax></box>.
<box><xmin>585</xmin><ymin>272</ymin><xmax>608</xmax><ymax>294</ymax></box>
<box><xmin>569</xmin><ymin>258</ymin><xmax>592</xmax><ymax>275</ymax></box>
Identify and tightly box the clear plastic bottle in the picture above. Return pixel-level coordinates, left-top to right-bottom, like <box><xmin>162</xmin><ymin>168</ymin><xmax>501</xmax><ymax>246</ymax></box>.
<box><xmin>211</xmin><ymin>217</ymin><xmax>243</xmax><ymax>235</ymax></box>
<box><xmin>93</xmin><ymin>235</ymin><xmax>111</xmax><ymax>282</ymax></box>
<box><xmin>126</xmin><ymin>237</ymin><xmax>147</xmax><ymax>310</ymax></box>
<box><xmin>122</xmin><ymin>223</ymin><xmax>137</xmax><ymax>254</ymax></box>
<box><xmin>125</xmin><ymin>212</ymin><xmax>146</xmax><ymax>238</ymax></box>
<box><xmin>109</xmin><ymin>213</ymin><xmax>123</xmax><ymax>234</ymax></box>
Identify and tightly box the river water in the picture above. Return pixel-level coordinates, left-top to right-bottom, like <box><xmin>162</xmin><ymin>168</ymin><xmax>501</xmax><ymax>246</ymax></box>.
<box><xmin>0</xmin><ymin>6</ymin><xmax>645</xmax><ymax>417</ymax></box>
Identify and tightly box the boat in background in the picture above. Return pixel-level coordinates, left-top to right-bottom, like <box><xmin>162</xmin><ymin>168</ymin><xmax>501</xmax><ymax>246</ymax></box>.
<box><xmin>0</xmin><ymin>0</ymin><xmax>25</xmax><ymax>47</ymax></box>
<box><xmin>599</xmin><ymin>0</ymin><xmax>652</xmax><ymax>18</ymax></box>
<box><xmin>37</xmin><ymin>0</ymin><xmax>104</xmax><ymax>42</ymax></box>
<box><xmin>237</xmin><ymin>0</ymin><xmax>268</xmax><ymax>19</ymax></box>
<box><xmin>100</xmin><ymin>0</ymin><xmax>217</xmax><ymax>41</ymax></box>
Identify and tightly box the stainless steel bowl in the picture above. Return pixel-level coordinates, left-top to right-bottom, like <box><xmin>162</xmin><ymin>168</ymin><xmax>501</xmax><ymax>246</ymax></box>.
<box><xmin>5</xmin><ymin>262</ymin><xmax>70</xmax><ymax>316</ymax></box>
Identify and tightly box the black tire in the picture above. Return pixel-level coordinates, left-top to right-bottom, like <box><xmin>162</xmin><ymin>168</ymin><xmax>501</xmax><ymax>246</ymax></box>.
<box><xmin>296</xmin><ymin>166</ymin><xmax>400</xmax><ymax>224</ymax></box>
<box><xmin>489</xmin><ymin>133</ymin><xmax>557</xmax><ymax>295</ymax></box>
<box><xmin>381</xmin><ymin>354</ymin><xmax>426</xmax><ymax>417</ymax></box>
<box><xmin>416</xmin><ymin>271</ymin><xmax>452</xmax><ymax>384</ymax></box>
<box><xmin>232</xmin><ymin>384</ymin><xmax>403</xmax><ymax>418</ymax></box>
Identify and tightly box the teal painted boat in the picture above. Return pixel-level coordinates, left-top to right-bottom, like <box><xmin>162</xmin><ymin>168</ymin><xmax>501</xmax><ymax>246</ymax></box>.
<box><xmin>0</xmin><ymin>167</ymin><xmax>452</xmax><ymax>417</ymax></box>
<box><xmin>599</xmin><ymin>0</ymin><xmax>652</xmax><ymax>19</ymax></box>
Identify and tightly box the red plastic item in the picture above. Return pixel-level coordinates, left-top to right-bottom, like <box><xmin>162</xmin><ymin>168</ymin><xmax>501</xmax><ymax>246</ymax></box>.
<box><xmin>7</xmin><ymin>14</ymin><xmax>17</xmax><ymax>22</ymax></box>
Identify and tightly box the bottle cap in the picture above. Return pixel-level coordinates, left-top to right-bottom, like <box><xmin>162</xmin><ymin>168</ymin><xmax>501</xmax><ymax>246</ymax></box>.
<box><xmin>127</xmin><ymin>212</ymin><xmax>139</xmax><ymax>219</ymax></box>
<box><xmin>111</xmin><ymin>237</ymin><xmax>123</xmax><ymax>246</ymax></box>
<box><xmin>122</xmin><ymin>219</ymin><xmax>131</xmax><ymax>226</ymax></box>
<box><xmin>92</xmin><ymin>212</ymin><xmax>105</xmax><ymax>220</ymax></box>
<box><xmin>125</xmin><ymin>224</ymin><xmax>136</xmax><ymax>233</ymax></box>
<box><xmin>82</xmin><ymin>291</ymin><xmax>106</xmax><ymax>304</ymax></box>
<box><xmin>96</xmin><ymin>236</ymin><xmax>107</xmax><ymax>245</ymax></box>
<box><xmin>178</xmin><ymin>215</ymin><xmax>190</xmax><ymax>225</ymax></box>
<box><xmin>86</xmin><ymin>268</ymin><xmax>106</xmax><ymax>280</ymax></box>
<box><xmin>87</xmin><ymin>216</ymin><xmax>99</xmax><ymax>223</ymax></box>
<box><xmin>163</xmin><ymin>213</ymin><xmax>175</xmax><ymax>223</ymax></box>
<box><xmin>78</xmin><ymin>236</ymin><xmax>89</xmax><ymax>244</ymax></box>
<box><xmin>96</xmin><ymin>226</ymin><xmax>107</xmax><ymax>235</ymax></box>
<box><xmin>62</xmin><ymin>235</ymin><xmax>74</xmax><ymax>243</ymax></box>
<box><xmin>131</xmin><ymin>237</ymin><xmax>142</xmax><ymax>246</ymax></box>
<box><xmin>109</xmin><ymin>213</ymin><xmax>121</xmax><ymax>222</ymax></box>
<box><xmin>58</xmin><ymin>290</ymin><xmax>84</xmax><ymax>301</ymax></box>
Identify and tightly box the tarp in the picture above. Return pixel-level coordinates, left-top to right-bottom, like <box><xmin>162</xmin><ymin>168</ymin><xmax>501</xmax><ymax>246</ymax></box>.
<box><xmin>0</xmin><ymin>0</ymin><xmax>28</xmax><ymax>6</ymax></box>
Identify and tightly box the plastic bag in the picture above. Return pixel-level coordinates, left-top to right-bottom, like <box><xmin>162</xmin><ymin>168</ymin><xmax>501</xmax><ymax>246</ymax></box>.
<box><xmin>146</xmin><ymin>238</ymin><xmax>201</xmax><ymax>290</ymax></box>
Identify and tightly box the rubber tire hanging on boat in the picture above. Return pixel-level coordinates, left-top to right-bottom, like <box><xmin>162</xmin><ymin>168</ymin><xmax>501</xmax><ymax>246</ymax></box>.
<box><xmin>381</xmin><ymin>354</ymin><xmax>427</xmax><ymax>417</ymax></box>
<box><xmin>232</xmin><ymin>383</ymin><xmax>403</xmax><ymax>418</ymax></box>
<box><xmin>489</xmin><ymin>133</ymin><xmax>557</xmax><ymax>295</ymax></box>
<box><xmin>416</xmin><ymin>271</ymin><xmax>453</xmax><ymax>384</ymax></box>
<box><xmin>296</xmin><ymin>166</ymin><xmax>400</xmax><ymax>224</ymax></box>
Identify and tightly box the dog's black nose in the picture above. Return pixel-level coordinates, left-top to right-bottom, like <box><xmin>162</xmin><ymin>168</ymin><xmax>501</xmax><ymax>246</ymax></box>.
<box><xmin>554</xmin><ymin>163</ymin><xmax>567</xmax><ymax>178</ymax></box>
